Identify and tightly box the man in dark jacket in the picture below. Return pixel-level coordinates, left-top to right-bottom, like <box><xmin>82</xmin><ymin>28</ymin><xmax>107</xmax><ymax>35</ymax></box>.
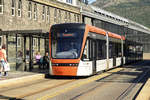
<box><xmin>43</xmin><ymin>52</ymin><xmax>49</xmax><ymax>69</ymax></box>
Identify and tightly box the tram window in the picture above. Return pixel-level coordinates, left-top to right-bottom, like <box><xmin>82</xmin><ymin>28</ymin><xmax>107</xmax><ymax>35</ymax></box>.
<box><xmin>111</xmin><ymin>42</ymin><xmax>116</xmax><ymax>57</ymax></box>
<box><xmin>115</xmin><ymin>43</ymin><xmax>118</xmax><ymax>57</ymax></box>
<box><xmin>114</xmin><ymin>43</ymin><xmax>121</xmax><ymax>57</ymax></box>
<box><xmin>97</xmin><ymin>40</ymin><xmax>101</xmax><ymax>60</ymax></box>
<box><xmin>109</xmin><ymin>43</ymin><xmax>113</xmax><ymax>58</ymax></box>
<box><xmin>118</xmin><ymin>43</ymin><xmax>121</xmax><ymax>57</ymax></box>
<box><xmin>97</xmin><ymin>40</ymin><xmax>106</xmax><ymax>60</ymax></box>
<box><xmin>82</xmin><ymin>39</ymin><xmax>90</xmax><ymax>60</ymax></box>
<box><xmin>96</xmin><ymin>40</ymin><xmax>107</xmax><ymax>60</ymax></box>
<box><xmin>51</xmin><ymin>37</ymin><xmax>57</xmax><ymax>58</ymax></box>
<box><xmin>51</xmin><ymin>27</ymin><xmax>85</xmax><ymax>59</ymax></box>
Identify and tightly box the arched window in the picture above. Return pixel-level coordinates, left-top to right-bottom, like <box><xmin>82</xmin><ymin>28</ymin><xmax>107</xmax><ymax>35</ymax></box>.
<box><xmin>33</xmin><ymin>3</ymin><xmax>37</xmax><ymax>20</ymax></box>
<box><xmin>28</xmin><ymin>1</ymin><xmax>32</xmax><ymax>19</ymax></box>
<box><xmin>42</xmin><ymin>5</ymin><xmax>45</xmax><ymax>21</ymax></box>
<box><xmin>18</xmin><ymin>0</ymin><xmax>21</xmax><ymax>17</ymax></box>
<box><xmin>0</xmin><ymin>0</ymin><xmax>4</xmax><ymax>14</ymax></box>
<box><xmin>12</xmin><ymin>0</ymin><xmax>15</xmax><ymax>16</ymax></box>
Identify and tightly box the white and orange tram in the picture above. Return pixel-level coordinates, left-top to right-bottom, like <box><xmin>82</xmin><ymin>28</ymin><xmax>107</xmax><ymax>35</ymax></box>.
<box><xmin>49</xmin><ymin>23</ymin><xmax>126</xmax><ymax>76</ymax></box>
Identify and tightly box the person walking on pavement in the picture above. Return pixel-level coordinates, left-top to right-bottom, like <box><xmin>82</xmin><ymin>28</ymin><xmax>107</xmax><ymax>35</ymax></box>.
<box><xmin>0</xmin><ymin>44</ymin><xmax>8</xmax><ymax>76</ymax></box>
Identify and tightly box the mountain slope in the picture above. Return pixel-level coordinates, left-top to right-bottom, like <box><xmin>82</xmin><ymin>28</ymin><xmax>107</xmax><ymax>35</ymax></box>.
<box><xmin>92</xmin><ymin>0</ymin><xmax>150</xmax><ymax>28</ymax></box>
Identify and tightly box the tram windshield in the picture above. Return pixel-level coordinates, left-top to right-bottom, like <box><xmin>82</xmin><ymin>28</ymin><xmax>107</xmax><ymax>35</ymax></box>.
<box><xmin>51</xmin><ymin>26</ymin><xmax>85</xmax><ymax>59</ymax></box>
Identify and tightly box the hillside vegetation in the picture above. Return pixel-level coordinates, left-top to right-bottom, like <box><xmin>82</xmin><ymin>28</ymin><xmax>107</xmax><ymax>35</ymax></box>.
<box><xmin>92</xmin><ymin>0</ymin><xmax>150</xmax><ymax>28</ymax></box>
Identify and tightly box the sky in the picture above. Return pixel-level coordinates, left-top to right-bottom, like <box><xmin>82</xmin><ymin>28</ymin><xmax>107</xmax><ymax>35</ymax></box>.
<box><xmin>88</xmin><ymin>0</ymin><xmax>96</xmax><ymax>4</ymax></box>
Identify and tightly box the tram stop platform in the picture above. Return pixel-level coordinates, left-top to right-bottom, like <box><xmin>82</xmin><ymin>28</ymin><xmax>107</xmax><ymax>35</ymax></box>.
<box><xmin>136</xmin><ymin>78</ymin><xmax>150</xmax><ymax>100</ymax></box>
<box><xmin>0</xmin><ymin>68</ymin><xmax>48</xmax><ymax>88</ymax></box>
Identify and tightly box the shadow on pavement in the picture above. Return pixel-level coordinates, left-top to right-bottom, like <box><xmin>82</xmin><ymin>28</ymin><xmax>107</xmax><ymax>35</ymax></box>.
<box><xmin>45</xmin><ymin>74</ymin><xmax>89</xmax><ymax>80</ymax></box>
<box><xmin>0</xmin><ymin>95</ymin><xmax>23</xmax><ymax>100</ymax></box>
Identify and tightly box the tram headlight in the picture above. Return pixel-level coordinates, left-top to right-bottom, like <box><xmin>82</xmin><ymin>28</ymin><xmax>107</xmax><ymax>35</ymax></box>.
<box><xmin>52</xmin><ymin>63</ymin><xmax>78</xmax><ymax>66</ymax></box>
<box><xmin>52</xmin><ymin>63</ymin><xmax>58</xmax><ymax>66</ymax></box>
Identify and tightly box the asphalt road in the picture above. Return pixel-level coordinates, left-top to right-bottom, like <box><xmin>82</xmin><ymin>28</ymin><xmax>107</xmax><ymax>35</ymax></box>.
<box><xmin>0</xmin><ymin>60</ymin><xmax>150</xmax><ymax>100</ymax></box>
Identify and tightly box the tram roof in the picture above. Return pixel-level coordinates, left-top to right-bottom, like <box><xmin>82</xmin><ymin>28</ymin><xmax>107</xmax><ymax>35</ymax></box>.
<box><xmin>87</xmin><ymin>24</ymin><xmax>124</xmax><ymax>40</ymax></box>
<box><xmin>51</xmin><ymin>23</ymin><xmax>86</xmax><ymax>30</ymax></box>
<box><xmin>87</xmin><ymin>25</ymin><xmax>106</xmax><ymax>36</ymax></box>
<box><xmin>108</xmin><ymin>32</ymin><xmax>122</xmax><ymax>40</ymax></box>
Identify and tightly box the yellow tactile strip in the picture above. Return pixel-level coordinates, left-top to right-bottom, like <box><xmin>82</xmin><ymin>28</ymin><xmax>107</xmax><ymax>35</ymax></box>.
<box><xmin>136</xmin><ymin>78</ymin><xmax>150</xmax><ymax>100</ymax></box>
<box><xmin>0</xmin><ymin>74</ymin><xmax>45</xmax><ymax>88</ymax></box>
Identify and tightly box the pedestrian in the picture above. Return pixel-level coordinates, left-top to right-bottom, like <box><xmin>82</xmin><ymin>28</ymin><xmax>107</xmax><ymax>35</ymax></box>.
<box><xmin>35</xmin><ymin>51</ymin><xmax>42</xmax><ymax>69</ymax></box>
<box><xmin>0</xmin><ymin>44</ymin><xmax>8</xmax><ymax>76</ymax></box>
<box><xmin>43</xmin><ymin>52</ymin><xmax>49</xmax><ymax>69</ymax></box>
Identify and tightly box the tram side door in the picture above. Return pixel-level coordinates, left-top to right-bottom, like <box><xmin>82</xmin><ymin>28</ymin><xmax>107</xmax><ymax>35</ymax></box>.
<box><xmin>91</xmin><ymin>39</ymin><xmax>97</xmax><ymax>74</ymax></box>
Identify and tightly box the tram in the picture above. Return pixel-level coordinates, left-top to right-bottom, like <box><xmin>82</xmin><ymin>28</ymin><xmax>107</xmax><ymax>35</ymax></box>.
<box><xmin>49</xmin><ymin>23</ymin><xmax>136</xmax><ymax>76</ymax></box>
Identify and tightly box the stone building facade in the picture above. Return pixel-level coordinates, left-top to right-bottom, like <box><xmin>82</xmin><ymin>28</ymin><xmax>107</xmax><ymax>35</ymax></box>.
<box><xmin>0</xmin><ymin>0</ymin><xmax>81</xmax><ymax>31</ymax></box>
<box><xmin>0</xmin><ymin>0</ymin><xmax>81</xmax><ymax>71</ymax></box>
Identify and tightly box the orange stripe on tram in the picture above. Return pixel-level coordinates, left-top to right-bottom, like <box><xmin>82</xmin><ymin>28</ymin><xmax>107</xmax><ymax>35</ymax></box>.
<box><xmin>52</xmin><ymin>66</ymin><xmax>78</xmax><ymax>76</ymax></box>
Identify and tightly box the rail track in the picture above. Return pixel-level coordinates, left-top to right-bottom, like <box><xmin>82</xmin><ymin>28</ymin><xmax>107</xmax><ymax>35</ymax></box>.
<box><xmin>0</xmin><ymin>61</ymin><xmax>150</xmax><ymax>100</ymax></box>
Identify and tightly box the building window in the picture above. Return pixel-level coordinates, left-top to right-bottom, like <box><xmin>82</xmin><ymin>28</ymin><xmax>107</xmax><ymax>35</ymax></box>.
<box><xmin>46</xmin><ymin>6</ymin><xmax>50</xmax><ymax>23</ymax></box>
<box><xmin>18</xmin><ymin>0</ymin><xmax>21</xmax><ymax>17</ymax></box>
<box><xmin>68</xmin><ymin>12</ymin><xmax>71</xmax><ymax>22</ymax></box>
<box><xmin>65</xmin><ymin>11</ymin><xmax>67</xmax><ymax>22</ymax></box>
<box><xmin>17</xmin><ymin>37</ymin><xmax>21</xmax><ymax>47</ymax></box>
<box><xmin>42</xmin><ymin>5</ymin><xmax>45</xmax><ymax>21</ymax></box>
<box><xmin>77</xmin><ymin>15</ymin><xmax>80</xmax><ymax>22</ymax></box>
<box><xmin>33</xmin><ymin>38</ymin><xmax>37</xmax><ymax>47</ymax></box>
<box><xmin>58</xmin><ymin>9</ymin><xmax>61</xmax><ymax>23</ymax></box>
<box><xmin>13</xmin><ymin>37</ymin><xmax>21</xmax><ymax>47</ymax></box>
<box><xmin>74</xmin><ymin>14</ymin><xmax>76</xmax><ymax>22</ymax></box>
<box><xmin>0</xmin><ymin>0</ymin><xmax>3</xmax><ymax>14</ymax></box>
<box><xmin>11</xmin><ymin>0</ymin><xmax>15</xmax><ymax>16</ymax></box>
<box><xmin>66</xmin><ymin>0</ymin><xmax>72</xmax><ymax>4</ymax></box>
<box><xmin>28</xmin><ymin>1</ymin><xmax>32</xmax><ymax>19</ymax></box>
<box><xmin>33</xmin><ymin>3</ymin><xmax>37</xmax><ymax>20</ymax></box>
<box><xmin>54</xmin><ymin>8</ymin><xmax>57</xmax><ymax>23</ymax></box>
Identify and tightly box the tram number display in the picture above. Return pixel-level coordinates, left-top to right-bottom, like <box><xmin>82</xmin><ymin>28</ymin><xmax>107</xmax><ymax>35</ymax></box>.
<box><xmin>57</xmin><ymin>33</ymin><xmax>76</xmax><ymax>38</ymax></box>
<box><xmin>62</xmin><ymin>33</ymin><xmax>74</xmax><ymax>37</ymax></box>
